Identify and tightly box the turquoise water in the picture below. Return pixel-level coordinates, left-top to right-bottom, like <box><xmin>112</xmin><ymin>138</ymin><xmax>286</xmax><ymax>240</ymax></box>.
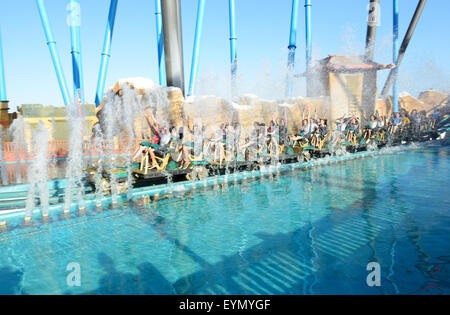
<box><xmin>0</xmin><ymin>144</ymin><xmax>449</xmax><ymax>295</ymax></box>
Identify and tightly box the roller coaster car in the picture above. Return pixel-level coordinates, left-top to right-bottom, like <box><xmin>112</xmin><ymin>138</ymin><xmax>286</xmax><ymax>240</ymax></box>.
<box><xmin>435</xmin><ymin>115</ymin><xmax>450</xmax><ymax>138</ymax></box>
<box><xmin>341</xmin><ymin>130</ymin><xmax>358</xmax><ymax>147</ymax></box>
<box><xmin>254</xmin><ymin>143</ymin><xmax>268</xmax><ymax>159</ymax></box>
<box><xmin>267</xmin><ymin>137</ymin><xmax>286</xmax><ymax>158</ymax></box>
<box><xmin>139</xmin><ymin>149</ymin><xmax>172</xmax><ymax>174</ymax></box>
<box><xmin>289</xmin><ymin>136</ymin><xmax>315</xmax><ymax>162</ymax></box>
<box><xmin>360</xmin><ymin>129</ymin><xmax>373</xmax><ymax>144</ymax></box>
<box><xmin>131</xmin><ymin>145</ymin><xmax>195</xmax><ymax>182</ymax></box>
<box><xmin>183</xmin><ymin>148</ymin><xmax>210</xmax><ymax>180</ymax></box>
<box><xmin>291</xmin><ymin>136</ymin><xmax>308</xmax><ymax>152</ymax></box>
<box><xmin>237</xmin><ymin>140</ymin><xmax>262</xmax><ymax>163</ymax></box>
<box><xmin>311</xmin><ymin>133</ymin><xmax>327</xmax><ymax>151</ymax></box>
<box><xmin>204</xmin><ymin>139</ymin><xmax>235</xmax><ymax>166</ymax></box>
<box><xmin>374</xmin><ymin>129</ymin><xmax>387</xmax><ymax>143</ymax></box>
<box><xmin>185</xmin><ymin>161</ymin><xmax>209</xmax><ymax>181</ymax></box>
<box><xmin>84</xmin><ymin>157</ymin><xmax>134</xmax><ymax>194</ymax></box>
<box><xmin>265</xmin><ymin>140</ymin><xmax>299</xmax><ymax>164</ymax></box>
<box><xmin>388</xmin><ymin>127</ymin><xmax>408</xmax><ymax>145</ymax></box>
<box><xmin>100</xmin><ymin>167</ymin><xmax>131</xmax><ymax>194</ymax></box>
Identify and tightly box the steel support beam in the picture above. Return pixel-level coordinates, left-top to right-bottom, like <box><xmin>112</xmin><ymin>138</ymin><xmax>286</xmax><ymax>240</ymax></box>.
<box><xmin>188</xmin><ymin>0</ymin><xmax>206</xmax><ymax>96</ymax></box>
<box><xmin>362</xmin><ymin>0</ymin><xmax>380</xmax><ymax>112</ymax></box>
<box><xmin>68</xmin><ymin>0</ymin><xmax>84</xmax><ymax>103</ymax></box>
<box><xmin>36</xmin><ymin>0</ymin><xmax>71</xmax><ymax>105</ymax></box>
<box><xmin>155</xmin><ymin>0</ymin><xmax>166</xmax><ymax>86</ymax></box>
<box><xmin>305</xmin><ymin>0</ymin><xmax>312</xmax><ymax>96</ymax></box>
<box><xmin>161</xmin><ymin>0</ymin><xmax>185</xmax><ymax>94</ymax></box>
<box><xmin>95</xmin><ymin>0</ymin><xmax>119</xmax><ymax>107</ymax></box>
<box><xmin>381</xmin><ymin>0</ymin><xmax>427</xmax><ymax>97</ymax></box>
<box><xmin>229</xmin><ymin>0</ymin><xmax>237</xmax><ymax>97</ymax></box>
<box><xmin>392</xmin><ymin>0</ymin><xmax>399</xmax><ymax>113</ymax></box>
<box><xmin>365</xmin><ymin>0</ymin><xmax>380</xmax><ymax>60</ymax></box>
<box><xmin>285</xmin><ymin>0</ymin><xmax>300</xmax><ymax>97</ymax></box>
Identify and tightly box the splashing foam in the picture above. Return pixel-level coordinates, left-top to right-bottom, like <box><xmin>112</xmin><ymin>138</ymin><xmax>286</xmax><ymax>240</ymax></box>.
<box><xmin>25</xmin><ymin>122</ymin><xmax>50</xmax><ymax>218</ymax></box>
<box><xmin>64</xmin><ymin>98</ymin><xmax>87</xmax><ymax>212</ymax></box>
<box><xmin>95</xmin><ymin>77</ymin><xmax>173</xmax><ymax>201</ymax></box>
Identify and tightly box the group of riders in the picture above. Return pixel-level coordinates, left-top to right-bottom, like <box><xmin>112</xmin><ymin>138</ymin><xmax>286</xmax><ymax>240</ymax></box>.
<box><xmin>130</xmin><ymin>107</ymin><xmax>443</xmax><ymax>174</ymax></box>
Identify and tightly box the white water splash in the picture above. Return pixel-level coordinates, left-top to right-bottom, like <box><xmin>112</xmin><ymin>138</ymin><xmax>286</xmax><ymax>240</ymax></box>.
<box><xmin>9</xmin><ymin>117</ymin><xmax>29</xmax><ymax>183</ymax></box>
<box><xmin>63</xmin><ymin>97</ymin><xmax>87</xmax><ymax>212</ymax></box>
<box><xmin>25</xmin><ymin>121</ymin><xmax>50</xmax><ymax>218</ymax></box>
<box><xmin>92</xmin><ymin>124</ymin><xmax>106</xmax><ymax>207</ymax></box>
<box><xmin>98</xmin><ymin>80</ymin><xmax>172</xmax><ymax>201</ymax></box>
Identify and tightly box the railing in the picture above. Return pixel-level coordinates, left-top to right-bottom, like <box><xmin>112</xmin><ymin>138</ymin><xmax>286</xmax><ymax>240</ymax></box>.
<box><xmin>2</xmin><ymin>137</ymin><xmax>150</xmax><ymax>161</ymax></box>
<box><xmin>52</xmin><ymin>141</ymin><xmax>69</xmax><ymax>152</ymax></box>
<box><xmin>3</xmin><ymin>142</ymin><xmax>27</xmax><ymax>153</ymax></box>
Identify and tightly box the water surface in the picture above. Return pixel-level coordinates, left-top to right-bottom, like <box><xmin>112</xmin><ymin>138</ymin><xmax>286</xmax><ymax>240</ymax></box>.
<box><xmin>0</xmin><ymin>144</ymin><xmax>449</xmax><ymax>294</ymax></box>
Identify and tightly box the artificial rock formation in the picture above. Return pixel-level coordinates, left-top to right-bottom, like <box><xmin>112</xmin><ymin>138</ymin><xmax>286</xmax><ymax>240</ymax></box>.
<box><xmin>375</xmin><ymin>91</ymin><xmax>449</xmax><ymax>117</ymax></box>
<box><xmin>96</xmin><ymin>77</ymin><xmax>447</xmax><ymax>140</ymax></box>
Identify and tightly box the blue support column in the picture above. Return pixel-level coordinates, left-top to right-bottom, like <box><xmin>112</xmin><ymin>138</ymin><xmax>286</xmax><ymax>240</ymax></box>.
<box><xmin>285</xmin><ymin>0</ymin><xmax>300</xmax><ymax>97</ymax></box>
<box><xmin>68</xmin><ymin>0</ymin><xmax>84</xmax><ymax>103</ymax></box>
<box><xmin>228</xmin><ymin>0</ymin><xmax>237</xmax><ymax>95</ymax></box>
<box><xmin>187</xmin><ymin>0</ymin><xmax>206</xmax><ymax>97</ymax></box>
<box><xmin>155</xmin><ymin>0</ymin><xmax>167</xmax><ymax>86</ymax></box>
<box><xmin>95</xmin><ymin>0</ymin><xmax>119</xmax><ymax>107</ymax></box>
<box><xmin>305</xmin><ymin>0</ymin><xmax>312</xmax><ymax>96</ymax></box>
<box><xmin>393</xmin><ymin>0</ymin><xmax>399</xmax><ymax>113</ymax></box>
<box><xmin>305</xmin><ymin>0</ymin><xmax>312</xmax><ymax>72</ymax></box>
<box><xmin>0</xmin><ymin>27</ymin><xmax>7</xmax><ymax>101</ymax></box>
<box><xmin>36</xmin><ymin>0</ymin><xmax>70</xmax><ymax>106</ymax></box>
<box><xmin>382</xmin><ymin>0</ymin><xmax>426</xmax><ymax>97</ymax></box>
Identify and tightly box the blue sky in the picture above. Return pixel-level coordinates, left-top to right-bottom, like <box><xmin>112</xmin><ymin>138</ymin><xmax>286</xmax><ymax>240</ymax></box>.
<box><xmin>0</xmin><ymin>0</ymin><xmax>449</xmax><ymax>110</ymax></box>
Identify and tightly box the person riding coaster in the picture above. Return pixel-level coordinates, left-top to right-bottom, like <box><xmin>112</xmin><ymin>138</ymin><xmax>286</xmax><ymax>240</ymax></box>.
<box><xmin>372</xmin><ymin>127</ymin><xmax>386</xmax><ymax>143</ymax></box>
<box><xmin>361</xmin><ymin>115</ymin><xmax>378</xmax><ymax>144</ymax></box>
<box><xmin>239</xmin><ymin>122</ymin><xmax>263</xmax><ymax>161</ymax></box>
<box><xmin>203</xmin><ymin>123</ymin><xmax>236</xmax><ymax>165</ymax></box>
<box><xmin>178</xmin><ymin>124</ymin><xmax>209</xmax><ymax>170</ymax></box>
<box><xmin>310</xmin><ymin>123</ymin><xmax>327</xmax><ymax>151</ymax></box>
<box><xmin>86</xmin><ymin>103</ymin><xmax>441</xmax><ymax>194</ymax></box>
<box><xmin>340</xmin><ymin>116</ymin><xmax>360</xmax><ymax>147</ymax></box>
<box><xmin>267</xmin><ymin>136</ymin><xmax>284</xmax><ymax>158</ymax></box>
<box><xmin>341</xmin><ymin>128</ymin><xmax>356</xmax><ymax>146</ymax></box>
<box><xmin>138</xmin><ymin>127</ymin><xmax>179</xmax><ymax>174</ymax></box>
<box><xmin>139</xmin><ymin>143</ymin><xmax>170</xmax><ymax>174</ymax></box>
<box><xmin>179</xmin><ymin>125</ymin><xmax>211</xmax><ymax>180</ymax></box>
<box><xmin>205</xmin><ymin>137</ymin><xmax>231</xmax><ymax>165</ymax></box>
<box><xmin>132</xmin><ymin>109</ymin><xmax>167</xmax><ymax>165</ymax></box>
<box><xmin>267</xmin><ymin>120</ymin><xmax>283</xmax><ymax>157</ymax></box>
<box><xmin>288</xmin><ymin>132</ymin><xmax>315</xmax><ymax>162</ymax></box>
<box><xmin>388</xmin><ymin>112</ymin><xmax>402</xmax><ymax>136</ymax></box>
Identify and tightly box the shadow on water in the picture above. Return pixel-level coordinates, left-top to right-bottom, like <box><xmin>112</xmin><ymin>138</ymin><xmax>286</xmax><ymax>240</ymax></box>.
<box><xmin>68</xmin><ymin>164</ymin><xmax>406</xmax><ymax>295</ymax></box>
<box><xmin>0</xmin><ymin>267</ymin><xmax>24</xmax><ymax>295</ymax></box>
<box><xmin>77</xmin><ymin>170</ymin><xmax>393</xmax><ymax>295</ymax></box>
<box><xmin>79</xmin><ymin>253</ymin><xmax>176</xmax><ymax>295</ymax></box>
<box><xmin>76</xmin><ymin>229</ymin><xmax>322</xmax><ymax>295</ymax></box>
<box><xmin>3</xmin><ymin>146</ymin><xmax>448</xmax><ymax>295</ymax></box>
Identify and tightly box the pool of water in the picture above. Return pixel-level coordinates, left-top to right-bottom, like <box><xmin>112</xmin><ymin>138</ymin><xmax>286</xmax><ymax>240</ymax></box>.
<box><xmin>0</xmin><ymin>144</ymin><xmax>449</xmax><ymax>295</ymax></box>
